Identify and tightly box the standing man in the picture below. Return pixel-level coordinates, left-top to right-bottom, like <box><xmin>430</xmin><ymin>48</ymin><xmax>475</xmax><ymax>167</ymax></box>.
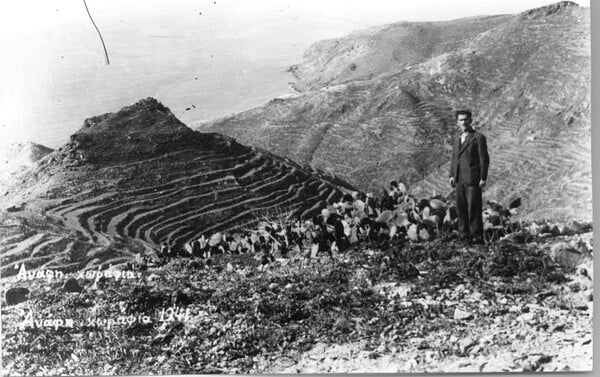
<box><xmin>449</xmin><ymin>110</ymin><xmax>490</xmax><ymax>244</ymax></box>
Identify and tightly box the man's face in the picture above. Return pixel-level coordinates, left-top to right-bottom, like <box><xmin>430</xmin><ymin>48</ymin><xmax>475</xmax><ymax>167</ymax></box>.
<box><xmin>457</xmin><ymin>114</ymin><xmax>472</xmax><ymax>132</ymax></box>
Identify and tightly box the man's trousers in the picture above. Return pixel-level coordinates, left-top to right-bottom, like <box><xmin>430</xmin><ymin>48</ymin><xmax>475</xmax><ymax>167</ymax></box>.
<box><xmin>455</xmin><ymin>182</ymin><xmax>483</xmax><ymax>240</ymax></box>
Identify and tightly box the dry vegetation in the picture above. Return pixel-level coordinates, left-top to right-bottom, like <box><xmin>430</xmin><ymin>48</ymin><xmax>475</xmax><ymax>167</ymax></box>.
<box><xmin>1</xmin><ymin>227</ymin><xmax>592</xmax><ymax>375</ymax></box>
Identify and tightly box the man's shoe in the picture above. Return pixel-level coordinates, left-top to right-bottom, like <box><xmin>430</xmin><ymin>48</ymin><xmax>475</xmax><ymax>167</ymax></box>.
<box><xmin>457</xmin><ymin>233</ymin><xmax>470</xmax><ymax>241</ymax></box>
<box><xmin>471</xmin><ymin>238</ymin><xmax>485</xmax><ymax>245</ymax></box>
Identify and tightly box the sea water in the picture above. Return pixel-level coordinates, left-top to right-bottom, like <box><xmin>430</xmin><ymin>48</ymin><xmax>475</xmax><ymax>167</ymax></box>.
<box><xmin>4</xmin><ymin>0</ymin><xmax>559</xmax><ymax>151</ymax></box>
<box><xmin>0</xmin><ymin>5</ymin><xmax>301</xmax><ymax>150</ymax></box>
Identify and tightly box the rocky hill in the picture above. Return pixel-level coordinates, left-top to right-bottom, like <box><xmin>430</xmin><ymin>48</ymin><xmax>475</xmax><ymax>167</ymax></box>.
<box><xmin>0</xmin><ymin>98</ymin><xmax>354</xmax><ymax>277</ymax></box>
<box><xmin>201</xmin><ymin>1</ymin><xmax>591</xmax><ymax>222</ymax></box>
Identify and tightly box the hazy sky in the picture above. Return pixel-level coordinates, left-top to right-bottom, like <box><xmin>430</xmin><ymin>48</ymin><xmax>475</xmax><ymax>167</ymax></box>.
<box><xmin>2</xmin><ymin>0</ymin><xmax>592</xmax><ymax>31</ymax></box>
<box><xmin>0</xmin><ymin>0</ymin><xmax>592</xmax><ymax>149</ymax></box>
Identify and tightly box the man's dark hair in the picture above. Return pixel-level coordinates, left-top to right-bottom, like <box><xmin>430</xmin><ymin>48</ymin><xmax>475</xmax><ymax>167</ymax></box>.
<box><xmin>455</xmin><ymin>109</ymin><xmax>472</xmax><ymax>119</ymax></box>
<box><xmin>390</xmin><ymin>180</ymin><xmax>399</xmax><ymax>188</ymax></box>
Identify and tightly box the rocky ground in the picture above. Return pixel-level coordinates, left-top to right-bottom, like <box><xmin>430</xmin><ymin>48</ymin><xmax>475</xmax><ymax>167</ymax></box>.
<box><xmin>258</xmin><ymin>240</ymin><xmax>594</xmax><ymax>374</ymax></box>
<box><xmin>260</xmin><ymin>271</ymin><xmax>593</xmax><ymax>374</ymax></box>
<box><xmin>0</xmin><ymin>229</ymin><xmax>592</xmax><ymax>375</ymax></box>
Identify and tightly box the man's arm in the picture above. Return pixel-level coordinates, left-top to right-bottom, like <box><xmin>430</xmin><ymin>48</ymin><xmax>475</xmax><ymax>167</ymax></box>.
<box><xmin>478</xmin><ymin>134</ymin><xmax>490</xmax><ymax>186</ymax></box>
<box><xmin>449</xmin><ymin>137</ymin><xmax>458</xmax><ymax>187</ymax></box>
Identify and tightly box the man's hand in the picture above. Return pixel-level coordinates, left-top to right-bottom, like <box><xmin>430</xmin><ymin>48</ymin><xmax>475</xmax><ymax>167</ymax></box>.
<box><xmin>479</xmin><ymin>179</ymin><xmax>486</xmax><ymax>188</ymax></box>
<box><xmin>449</xmin><ymin>177</ymin><xmax>456</xmax><ymax>188</ymax></box>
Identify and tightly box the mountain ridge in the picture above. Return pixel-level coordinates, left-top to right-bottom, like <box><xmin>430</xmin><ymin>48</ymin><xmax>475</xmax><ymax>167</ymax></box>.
<box><xmin>288</xmin><ymin>14</ymin><xmax>512</xmax><ymax>92</ymax></box>
<box><xmin>201</xmin><ymin>2</ymin><xmax>591</xmax><ymax>222</ymax></box>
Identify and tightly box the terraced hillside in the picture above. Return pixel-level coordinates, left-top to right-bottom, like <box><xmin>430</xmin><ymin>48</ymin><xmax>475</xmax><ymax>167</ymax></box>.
<box><xmin>202</xmin><ymin>2</ymin><xmax>591</xmax><ymax>222</ymax></box>
<box><xmin>0</xmin><ymin>98</ymin><xmax>353</xmax><ymax>277</ymax></box>
<box><xmin>411</xmin><ymin>121</ymin><xmax>591</xmax><ymax>222</ymax></box>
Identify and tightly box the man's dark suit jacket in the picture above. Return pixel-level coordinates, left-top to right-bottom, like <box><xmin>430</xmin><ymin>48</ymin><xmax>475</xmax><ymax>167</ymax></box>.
<box><xmin>449</xmin><ymin>130</ymin><xmax>489</xmax><ymax>185</ymax></box>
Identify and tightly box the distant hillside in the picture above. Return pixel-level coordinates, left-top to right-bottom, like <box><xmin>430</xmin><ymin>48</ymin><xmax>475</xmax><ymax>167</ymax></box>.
<box><xmin>288</xmin><ymin>14</ymin><xmax>511</xmax><ymax>91</ymax></box>
<box><xmin>202</xmin><ymin>1</ymin><xmax>591</xmax><ymax>222</ymax></box>
<box><xmin>0</xmin><ymin>98</ymin><xmax>354</xmax><ymax>276</ymax></box>
<box><xmin>0</xmin><ymin>142</ymin><xmax>53</xmax><ymax>193</ymax></box>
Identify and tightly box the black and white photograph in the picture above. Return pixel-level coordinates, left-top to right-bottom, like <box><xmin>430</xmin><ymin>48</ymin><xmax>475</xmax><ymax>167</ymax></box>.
<box><xmin>0</xmin><ymin>0</ymin><xmax>593</xmax><ymax>374</ymax></box>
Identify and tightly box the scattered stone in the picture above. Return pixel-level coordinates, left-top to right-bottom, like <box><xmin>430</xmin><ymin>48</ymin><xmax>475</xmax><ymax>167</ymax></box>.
<box><xmin>268</xmin><ymin>282</ymin><xmax>279</xmax><ymax>290</ymax></box>
<box><xmin>536</xmin><ymin>290</ymin><xmax>555</xmax><ymax>301</ymax></box>
<box><xmin>549</xmin><ymin>224</ymin><xmax>561</xmax><ymax>236</ymax></box>
<box><xmin>550</xmin><ymin>243</ymin><xmax>590</xmax><ymax>269</ymax></box>
<box><xmin>417</xmin><ymin>340</ymin><xmax>430</xmax><ymax>350</ymax></box>
<box><xmin>468</xmin><ymin>344</ymin><xmax>481</xmax><ymax>355</ymax></box>
<box><xmin>537</xmin><ymin>323</ymin><xmax>549</xmax><ymax>331</ymax></box>
<box><xmin>226</xmin><ymin>263</ymin><xmax>234</xmax><ymax>272</ymax></box>
<box><xmin>581</xmin><ymin>337</ymin><xmax>592</xmax><ymax>345</ymax></box>
<box><xmin>6</xmin><ymin>204</ymin><xmax>24</xmax><ymax>212</ymax></box>
<box><xmin>470</xmin><ymin>291</ymin><xmax>485</xmax><ymax>303</ymax></box>
<box><xmin>567</xmin><ymin>282</ymin><xmax>581</xmax><ymax>292</ymax></box>
<box><xmin>577</xmin><ymin>258</ymin><xmax>593</xmax><ymax>278</ymax></box>
<box><xmin>518</xmin><ymin>329</ymin><xmax>528</xmax><ymax>338</ymax></box>
<box><xmin>544</xmin><ymin>362</ymin><xmax>570</xmax><ymax>372</ymax></box>
<box><xmin>63</xmin><ymin>278</ymin><xmax>83</xmax><ymax>293</ymax></box>
<box><xmin>453</xmin><ymin>308</ymin><xmax>473</xmax><ymax>321</ymax></box>
<box><xmin>479</xmin><ymin>334</ymin><xmax>494</xmax><ymax>344</ymax></box>
<box><xmin>405</xmin><ymin>356</ymin><xmax>418</xmax><ymax>371</ymax></box>
<box><xmin>458</xmin><ymin>337</ymin><xmax>476</xmax><ymax>354</ymax></box>
<box><xmin>517</xmin><ymin>354</ymin><xmax>553</xmax><ymax>372</ymax></box>
<box><xmin>551</xmin><ymin>323</ymin><xmax>566</xmax><ymax>332</ymax></box>
<box><xmin>478</xmin><ymin>362</ymin><xmax>488</xmax><ymax>372</ymax></box>
<box><xmin>498</xmin><ymin>297</ymin><xmax>508</xmax><ymax>305</ymax></box>
<box><xmin>394</xmin><ymin>283</ymin><xmax>412</xmax><ymax>297</ymax></box>
<box><xmin>4</xmin><ymin>287</ymin><xmax>29</xmax><ymax>306</ymax></box>
<box><xmin>409</xmin><ymin>337</ymin><xmax>425</xmax><ymax>345</ymax></box>
<box><xmin>509</xmin><ymin>305</ymin><xmax>520</xmax><ymax>313</ymax></box>
<box><xmin>531</xmin><ymin>354</ymin><xmax>553</xmax><ymax>370</ymax></box>
<box><xmin>333</xmin><ymin>317</ymin><xmax>352</xmax><ymax>332</ymax></box>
